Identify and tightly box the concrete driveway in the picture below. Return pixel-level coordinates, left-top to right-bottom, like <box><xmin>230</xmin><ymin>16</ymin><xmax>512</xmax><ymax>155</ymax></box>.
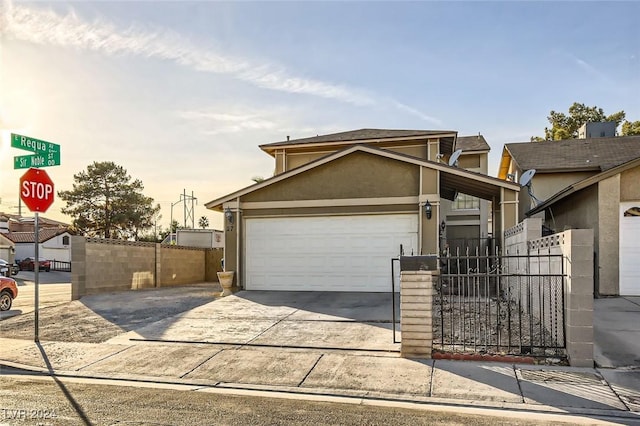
<box><xmin>108</xmin><ymin>291</ymin><xmax>401</xmax><ymax>352</ymax></box>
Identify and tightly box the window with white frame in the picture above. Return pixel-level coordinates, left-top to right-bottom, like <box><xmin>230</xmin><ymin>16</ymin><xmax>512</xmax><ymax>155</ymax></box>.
<box><xmin>453</xmin><ymin>193</ymin><xmax>480</xmax><ymax>210</ymax></box>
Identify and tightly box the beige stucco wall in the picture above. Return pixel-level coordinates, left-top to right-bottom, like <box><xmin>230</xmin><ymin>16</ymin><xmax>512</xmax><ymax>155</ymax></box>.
<box><xmin>539</xmin><ymin>184</ymin><xmax>604</xmax><ymax>294</ymax></box>
<box><xmin>519</xmin><ymin>172</ymin><xmax>596</xmax><ymax>220</ymax></box>
<box><xmin>245</xmin><ymin>151</ymin><xmax>420</xmax><ymax>202</ymax></box>
<box><xmin>282</xmin><ymin>140</ymin><xmax>431</xmax><ymax>173</ymax></box>
<box><xmin>620</xmin><ymin>165</ymin><xmax>640</xmax><ymax>201</ymax></box>
<box><xmin>597</xmin><ymin>176</ymin><xmax>620</xmax><ymax>296</ymax></box>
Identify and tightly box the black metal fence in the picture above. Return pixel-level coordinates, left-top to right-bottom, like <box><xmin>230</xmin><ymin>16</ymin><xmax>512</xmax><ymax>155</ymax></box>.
<box><xmin>50</xmin><ymin>260</ymin><xmax>71</xmax><ymax>272</ymax></box>
<box><xmin>435</xmin><ymin>248</ymin><xmax>566</xmax><ymax>358</ymax></box>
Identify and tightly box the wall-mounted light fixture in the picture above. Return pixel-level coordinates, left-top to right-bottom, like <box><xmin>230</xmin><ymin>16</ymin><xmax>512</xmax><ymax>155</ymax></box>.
<box><xmin>224</xmin><ymin>207</ymin><xmax>234</xmax><ymax>231</ymax></box>
<box><xmin>424</xmin><ymin>200</ymin><xmax>432</xmax><ymax>220</ymax></box>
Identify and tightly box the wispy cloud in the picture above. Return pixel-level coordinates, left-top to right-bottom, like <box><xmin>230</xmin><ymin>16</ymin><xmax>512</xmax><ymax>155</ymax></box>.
<box><xmin>177</xmin><ymin>110</ymin><xmax>278</xmax><ymax>135</ymax></box>
<box><xmin>390</xmin><ymin>100</ymin><xmax>443</xmax><ymax>126</ymax></box>
<box><xmin>2</xmin><ymin>2</ymin><xmax>441</xmax><ymax>124</ymax></box>
<box><xmin>571</xmin><ymin>55</ymin><xmax>616</xmax><ymax>87</ymax></box>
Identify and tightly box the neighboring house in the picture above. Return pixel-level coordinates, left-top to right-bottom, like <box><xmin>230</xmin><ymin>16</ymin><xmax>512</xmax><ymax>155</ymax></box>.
<box><xmin>206</xmin><ymin>129</ymin><xmax>520</xmax><ymax>292</ymax></box>
<box><xmin>1</xmin><ymin>213</ymin><xmax>69</xmax><ymax>233</ymax></box>
<box><xmin>0</xmin><ymin>212</ymin><xmax>73</xmax><ymax>263</ymax></box>
<box><xmin>498</xmin><ymin>135</ymin><xmax>640</xmax><ymax>297</ymax></box>
<box><xmin>0</xmin><ymin>233</ymin><xmax>16</xmax><ymax>264</ymax></box>
<box><xmin>9</xmin><ymin>228</ymin><xmax>73</xmax><ymax>263</ymax></box>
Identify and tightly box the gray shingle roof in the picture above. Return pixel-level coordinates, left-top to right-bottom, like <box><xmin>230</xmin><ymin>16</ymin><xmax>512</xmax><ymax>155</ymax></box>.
<box><xmin>456</xmin><ymin>135</ymin><xmax>490</xmax><ymax>152</ymax></box>
<box><xmin>505</xmin><ymin>136</ymin><xmax>640</xmax><ymax>172</ymax></box>
<box><xmin>260</xmin><ymin>128</ymin><xmax>457</xmax><ymax>148</ymax></box>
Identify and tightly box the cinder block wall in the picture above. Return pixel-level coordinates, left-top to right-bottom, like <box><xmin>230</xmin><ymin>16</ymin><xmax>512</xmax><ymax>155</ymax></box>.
<box><xmin>205</xmin><ymin>248</ymin><xmax>224</xmax><ymax>282</ymax></box>
<box><xmin>159</xmin><ymin>245</ymin><xmax>205</xmax><ymax>286</ymax></box>
<box><xmin>72</xmin><ymin>236</ymin><xmax>223</xmax><ymax>299</ymax></box>
<box><xmin>528</xmin><ymin>229</ymin><xmax>595</xmax><ymax>367</ymax></box>
<box><xmin>400</xmin><ymin>270</ymin><xmax>435</xmax><ymax>358</ymax></box>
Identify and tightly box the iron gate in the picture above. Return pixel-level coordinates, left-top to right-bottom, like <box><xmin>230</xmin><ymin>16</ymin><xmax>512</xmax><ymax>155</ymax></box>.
<box><xmin>435</xmin><ymin>248</ymin><xmax>566</xmax><ymax>358</ymax></box>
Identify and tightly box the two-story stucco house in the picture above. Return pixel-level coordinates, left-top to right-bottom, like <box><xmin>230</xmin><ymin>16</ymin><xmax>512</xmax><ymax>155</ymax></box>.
<box><xmin>206</xmin><ymin>129</ymin><xmax>520</xmax><ymax>292</ymax></box>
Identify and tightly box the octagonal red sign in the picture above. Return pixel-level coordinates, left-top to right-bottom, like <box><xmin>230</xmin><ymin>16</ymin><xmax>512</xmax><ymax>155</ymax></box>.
<box><xmin>20</xmin><ymin>168</ymin><xmax>54</xmax><ymax>213</ymax></box>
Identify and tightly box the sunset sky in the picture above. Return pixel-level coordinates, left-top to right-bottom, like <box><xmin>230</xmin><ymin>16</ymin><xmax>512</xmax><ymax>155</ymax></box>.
<box><xmin>1</xmin><ymin>1</ymin><xmax>638</xmax><ymax>230</ymax></box>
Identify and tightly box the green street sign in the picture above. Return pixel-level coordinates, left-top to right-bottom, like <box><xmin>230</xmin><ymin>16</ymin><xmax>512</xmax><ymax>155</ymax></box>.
<box><xmin>14</xmin><ymin>152</ymin><xmax>61</xmax><ymax>169</ymax></box>
<box><xmin>11</xmin><ymin>133</ymin><xmax>61</xmax><ymax>169</ymax></box>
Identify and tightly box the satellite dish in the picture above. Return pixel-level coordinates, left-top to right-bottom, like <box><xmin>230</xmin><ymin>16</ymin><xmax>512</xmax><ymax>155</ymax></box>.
<box><xmin>519</xmin><ymin>169</ymin><xmax>543</xmax><ymax>207</ymax></box>
<box><xmin>519</xmin><ymin>169</ymin><xmax>536</xmax><ymax>187</ymax></box>
<box><xmin>448</xmin><ymin>149</ymin><xmax>463</xmax><ymax>167</ymax></box>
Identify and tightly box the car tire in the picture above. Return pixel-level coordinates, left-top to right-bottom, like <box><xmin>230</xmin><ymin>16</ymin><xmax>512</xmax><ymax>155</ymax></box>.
<box><xmin>45</xmin><ymin>268</ymin><xmax>50</xmax><ymax>272</ymax></box>
<box><xmin>0</xmin><ymin>290</ymin><xmax>13</xmax><ymax>311</ymax></box>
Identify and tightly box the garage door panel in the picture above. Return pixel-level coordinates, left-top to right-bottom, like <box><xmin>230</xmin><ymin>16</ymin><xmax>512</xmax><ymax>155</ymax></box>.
<box><xmin>620</xmin><ymin>202</ymin><xmax>640</xmax><ymax>296</ymax></box>
<box><xmin>246</xmin><ymin>215</ymin><xmax>417</xmax><ymax>292</ymax></box>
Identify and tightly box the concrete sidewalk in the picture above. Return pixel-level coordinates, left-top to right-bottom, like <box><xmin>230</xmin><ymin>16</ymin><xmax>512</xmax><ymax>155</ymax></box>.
<box><xmin>1</xmin><ymin>289</ymin><xmax>639</xmax><ymax>423</ymax></box>
<box><xmin>1</xmin><ymin>337</ymin><xmax>639</xmax><ymax>422</ymax></box>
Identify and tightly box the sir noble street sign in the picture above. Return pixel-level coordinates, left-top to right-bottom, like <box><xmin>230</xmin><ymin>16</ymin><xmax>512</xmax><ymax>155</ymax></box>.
<box><xmin>11</xmin><ymin>133</ymin><xmax>61</xmax><ymax>169</ymax></box>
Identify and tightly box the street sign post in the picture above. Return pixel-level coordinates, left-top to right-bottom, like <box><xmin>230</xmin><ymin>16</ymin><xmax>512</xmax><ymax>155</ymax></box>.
<box><xmin>12</xmin><ymin>135</ymin><xmax>60</xmax><ymax>343</ymax></box>
<box><xmin>11</xmin><ymin>133</ymin><xmax>61</xmax><ymax>169</ymax></box>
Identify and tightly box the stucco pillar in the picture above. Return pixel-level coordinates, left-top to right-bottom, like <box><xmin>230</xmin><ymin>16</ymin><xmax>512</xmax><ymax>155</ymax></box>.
<box><xmin>597</xmin><ymin>176</ymin><xmax>620</xmax><ymax>296</ymax></box>
<box><xmin>500</xmin><ymin>188</ymin><xmax>519</xmax><ymax>249</ymax></box>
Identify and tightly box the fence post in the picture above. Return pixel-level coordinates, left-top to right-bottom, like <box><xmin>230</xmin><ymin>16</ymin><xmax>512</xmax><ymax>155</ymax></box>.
<box><xmin>400</xmin><ymin>270</ymin><xmax>436</xmax><ymax>358</ymax></box>
<box><xmin>562</xmin><ymin>229</ymin><xmax>595</xmax><ymax>367</ymax></box>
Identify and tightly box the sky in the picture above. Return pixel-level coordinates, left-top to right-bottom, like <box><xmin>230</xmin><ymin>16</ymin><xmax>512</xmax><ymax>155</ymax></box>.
<box><xmin>1</xmin><ymin>1</ymin><xmax>639</xmax><ymax>231</ymax></box>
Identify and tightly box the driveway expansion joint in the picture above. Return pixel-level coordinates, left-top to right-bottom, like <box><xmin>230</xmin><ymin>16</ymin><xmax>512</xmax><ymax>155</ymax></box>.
<box><xmin>297</xmin><ymin>353</ymin><xmax>324</xmax><ymax>387</ymax></box>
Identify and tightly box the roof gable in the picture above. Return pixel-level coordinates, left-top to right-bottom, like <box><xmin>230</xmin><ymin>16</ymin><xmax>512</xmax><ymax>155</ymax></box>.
<box><xmin>206</xmin><ymin>144</ymin><xmax>519</xmax><ymax>210</ymax></box>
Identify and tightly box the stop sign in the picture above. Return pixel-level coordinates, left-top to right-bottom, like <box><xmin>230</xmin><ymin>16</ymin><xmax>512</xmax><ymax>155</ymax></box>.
<box><xmin>20</xmin><ymin>168</ymin><xmax>55</xmax><ymax>213</ymax></box>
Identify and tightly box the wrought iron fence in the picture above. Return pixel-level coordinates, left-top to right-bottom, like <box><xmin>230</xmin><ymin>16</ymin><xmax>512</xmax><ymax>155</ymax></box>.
<box><xmin>435</xmin><ymin>248</ymin><xmax>566</xmax><ymax>358</ymax></box>
<box><xmin>50</xmin><ymin>260</ymin><xmax>71</xmax><ymax>272</ymax></box>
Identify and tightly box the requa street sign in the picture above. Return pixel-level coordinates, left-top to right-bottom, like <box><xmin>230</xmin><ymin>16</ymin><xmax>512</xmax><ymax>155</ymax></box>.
<box><xmin>11</xmin><ymin>133</ymin><xmax>61</xmax><ymax>169</ymax></box>
<box><xmin>20</xmin><ymin>168</ymin><xmax>55</xmax><ymax>213</ymax></box>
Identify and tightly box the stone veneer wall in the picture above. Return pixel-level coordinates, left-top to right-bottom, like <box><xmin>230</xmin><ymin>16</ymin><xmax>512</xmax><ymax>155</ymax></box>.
<box><xmin>71</xmin><ymin>236</ymin><xmax>223</xmax><ymax>299</ymax></box>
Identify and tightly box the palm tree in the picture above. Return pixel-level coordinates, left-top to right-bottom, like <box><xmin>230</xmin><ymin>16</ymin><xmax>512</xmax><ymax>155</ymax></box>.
<box><xmin>198</xmin><ymin>216</ymin><xmax>209</xmax><ymax>229</ymax></box>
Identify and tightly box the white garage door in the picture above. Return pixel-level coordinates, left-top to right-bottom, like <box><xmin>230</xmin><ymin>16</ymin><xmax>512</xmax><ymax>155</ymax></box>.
<box><xmin>620</xmin><ymin>203</ymin><xmax>640</xmax><ymax>296</ymax></box>
<box><xmin>245</xmin><ymin>214</ymin><xmax>418</xmax><ymax>292</ymax></box>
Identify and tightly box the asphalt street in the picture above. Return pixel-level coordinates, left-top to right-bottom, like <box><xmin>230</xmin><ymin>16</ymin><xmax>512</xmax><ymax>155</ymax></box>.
<box><xmin>1</xmin><ymin>373</ymin><xmax>625</xmax><ymax>426</ymax></box>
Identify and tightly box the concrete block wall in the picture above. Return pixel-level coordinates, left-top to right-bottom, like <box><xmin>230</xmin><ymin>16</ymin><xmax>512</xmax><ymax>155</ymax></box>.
<box><xmin>160</xmin><ymin>245</ymin><xmax>205</xmax><ymax>286</ymax></box>
<box><xmin>400</xmin><ymin>270</ymin><xmax>436</xmax><ymax>358</ymax></box>
<box><xmin>529</xmin><ymin>229</ymin><xmax>594</xmax><ymax>367</ymax></box>
<box><xmin>72</xmin><ymin>236</ymin><xmax>223</xmax><ymax>299</ymax></box>
<box><xmin>205</xmin><ymin>248</ymin><xmax>224</xmax><ymax>282</ymax></box>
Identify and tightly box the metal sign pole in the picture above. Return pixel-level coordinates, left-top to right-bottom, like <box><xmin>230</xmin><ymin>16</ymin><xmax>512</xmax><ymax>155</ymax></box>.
<box><xmin>34</xmin><ymin>212</ymin><xmax>39</xmax><ymax>342</ymax></box>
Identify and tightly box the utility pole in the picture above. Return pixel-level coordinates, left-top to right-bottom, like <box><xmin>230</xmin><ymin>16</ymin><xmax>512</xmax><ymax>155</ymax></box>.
<box><xmin>171</xmin><ymin>190</ymin><xmax>198</xmax><ymax>230</ymax></box>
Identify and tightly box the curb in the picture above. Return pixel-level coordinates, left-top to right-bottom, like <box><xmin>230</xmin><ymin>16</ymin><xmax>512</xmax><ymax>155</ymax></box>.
<box><xmin>2</xmin><ymin>360</ymin><xmax>639</xmax><ymax>422</ymax></box>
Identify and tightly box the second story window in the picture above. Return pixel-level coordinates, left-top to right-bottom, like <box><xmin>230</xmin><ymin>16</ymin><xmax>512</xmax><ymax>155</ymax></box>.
<box><xmin>62</xmin><ymin>235</ymin><xmax>70</xmax><ymax>245</ymax></box>
<box><xmin>453</xmin><ymin>193</ymin><xmax>480</xmax><ymax>210</ymax></box>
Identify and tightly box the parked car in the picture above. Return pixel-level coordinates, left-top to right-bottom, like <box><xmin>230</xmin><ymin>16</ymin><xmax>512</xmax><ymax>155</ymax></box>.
<box><xmin>0</xmin><ymin>276</ymin><xmax>18</xmax><ymax>311</ymax></box>
<box><xmin>18</xmin><ymin>257</ymin><xmax>51</xmax><ymax>272</ymax></box>
<box><xmin>0</xmin><ymin>259</ymin><xmax>19</xmax><ymax>277</ymax></box>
